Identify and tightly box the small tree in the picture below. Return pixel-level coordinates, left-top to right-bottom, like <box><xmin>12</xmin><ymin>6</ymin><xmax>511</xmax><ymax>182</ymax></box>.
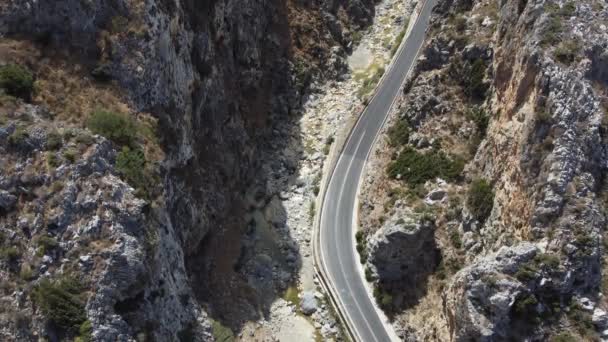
<box><xmin>467</xmin><ymin>178</ymin><xmax>494</xmax><ymax>223</ymax></box>
<box><xmin>116</xmin><ymin>146</ymin><xmax>148</xmax><ymax>196</ymax></box>
<box><xmin>32</xmin><ymin>277</ymin><xmax>87</xmax><ymax>333</ymax></box>
<box><xmin>0</xmin><ymin>64</ymin><xmax>34</xmax><ymax>100</ymax></box>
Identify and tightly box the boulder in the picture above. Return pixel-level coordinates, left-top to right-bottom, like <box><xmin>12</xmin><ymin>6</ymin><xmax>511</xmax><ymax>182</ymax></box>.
<box><xmin>300</xmin><ymin>291</ymin><xmax>318</xmax><ymax>315</ymax></box>
<box><xmin>366</xmin><ymin>209</ymin><xmax>438</xmax><ymax>282</ymax></box>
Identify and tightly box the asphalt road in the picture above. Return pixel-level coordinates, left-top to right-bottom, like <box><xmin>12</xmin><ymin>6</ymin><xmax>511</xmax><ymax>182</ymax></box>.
<box><xmin>318</xmin><ymin>0</ymin><xmax>438</xmax><ymax>341</ymax></box>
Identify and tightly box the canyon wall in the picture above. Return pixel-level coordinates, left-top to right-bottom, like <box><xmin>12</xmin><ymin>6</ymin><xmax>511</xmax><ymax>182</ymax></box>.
<box><xmin>0</xmin><ymin>0</ymin><xmax>377</xmax><ymax>340</ymax></box>
<box><xmin>359</xmin><ymin>0</ymin><xmax>608</xmax><ymax>340</ymax></box>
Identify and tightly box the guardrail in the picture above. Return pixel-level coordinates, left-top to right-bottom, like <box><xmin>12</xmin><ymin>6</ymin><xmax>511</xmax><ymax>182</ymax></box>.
<box><xmin>311</xmin><ymin>1</ymin><xmax>429</xmax><ymax>341</ymax></box>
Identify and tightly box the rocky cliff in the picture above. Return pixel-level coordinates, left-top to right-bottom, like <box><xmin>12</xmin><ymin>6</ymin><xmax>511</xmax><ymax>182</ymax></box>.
<box><xmin>0</xmin><ymin>0</ymin><xmax>378</xmax><ymax>340</ymax></box>
<box><xmin>359</xmin><ymin>0</ymin><xmax>608</xmax><ymax>340</ymax></box>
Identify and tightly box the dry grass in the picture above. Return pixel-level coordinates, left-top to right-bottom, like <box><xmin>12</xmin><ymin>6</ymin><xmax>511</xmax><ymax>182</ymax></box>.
<box><xmin>0</xmin><ymin>39</ymin><xmax>129</xmax><ymax>124</ymax></box>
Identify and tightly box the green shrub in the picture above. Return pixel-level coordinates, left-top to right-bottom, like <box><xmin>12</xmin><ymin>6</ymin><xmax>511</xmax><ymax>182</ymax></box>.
<box><xmin>19</xmin><ymin>263</ymin><xmax>34</xmax><ymax>280</ymax></box>
<box><xmin>540</xmin><ymin>2</ymin><xmax>573</xmax><ymax>46</ymax></box>
<box><xmin>75</xmin><ymin>320</ymin><xmax>92</xmax><ymax>342</ymax></box>
<box><xmin>0</xmin><ymin>64</ymin><xmax>34</xmax><ymax>100</ymax></box>
<box><xmin>47</xmin><ymin>153</ymin><xmax>60</xmax><ymax>169</ymax></box>
<box><xmin>32</xmin><ymin>276</ymin><xmax>87</xmax><ymax>333</ymax></box>
<box><xmin>536</xmin><ymin>110</ymin><xmax>552</xmax><ymax>124</ymax></box>
<box><xmin>464</xmin><ymin>59</ymin><xmax>488</xmax><ymax>100</ymax></box>
<box><xmin>390</xmin><ymin>27</ymin><xmax>407</xmax><ymax>57</ymax></box>
<box><xmin>50</xmin><ymin>181</ymin><xmax>64</xmax><ymax>194</ymax></box>
<box><xmin>388</xmin><ymin>147</ymin><xmax>464</xmax><ymax>185</ymax></box>
<box><xmin>87</xmin><ymin>110</ymin><xmax>137</xmax><ymax>146</ymax></box>
<box><xmin>365</xmin><ymin>267</ymin><xmax>373</xmax><ymax>281</ymax></box>
<box><xmin>308</xmin><ymin>200</ymin><xmax>316</xmax><ymax>221</ymax></box>
<box><xmin>551</xmin><ymin>332</ymin><xmax>577</xmax><ymax>342</ymax></box>
<box><xmin>63</xmin><ymin>149</ymin><xmax>78</xmax><ymax>163</ymax></box>
<box><xmin>567</xmin><ymin>302</ymin><xmax>596</xmax><ymax>339</ymax></box>
<box><xmin>541</xmin><ymin>16</ymin><xmax>563</xmax><ymax>46</ymax></box>
<box><xmin>467</xmin><ymin>107</ymin><xmax>489</xmax><ymax>137</ymax></box>
<box><xmin>37</xmin><ymin>236</ymin><xmax>59</xmax><ymax>255</ymax></box>
<box><xmin>387</xmin><ymin>120</ymin><xmax>410</xmax><ymax>147</ymax></box>
<box><xmin>351</xmin><ymin>31</ymin><xmax>363</xmax><ymax>45</ymax></box>
<box><xmin>515</xmin><ymin>262</ymin><xmax>538</xmax><ymax>282</ymax></box>
<box><xmin>75</xmin><ymin>133</ymin><xmax>95</xmax><ymax>146</ymax></box>
<box><xmin>514</xmin><ymin>253</ymin><xmax>559</xmax><ymax>282</ymax></box>
<box><xmin>357</xmin><ymin>66</ymin><xmax>385</xmax><ymax>99</ymax></box>
<box><xmin>453</xmin><ymin>15</ymin><xmax>467</xmax><ymax>32</ymax></box>
<box><xmin>211</xmin><ymin>319</ymin><xmax>234</xmax><ymax>342</ymax></box>
<box><xmin>513</xmin><ymin>293</ymin><xmax>539</xmax><ymax>320</ymax></box>
<box><xmin>46</xmin><ymin>131</ymin><xmax>63</xmax><ymax>150</ymax></box>
<box><xmin>466</xmin><ymin>179</ymin><xmax>494</xmax><ymax>223</ymax></box>
<box><xmin>373</xmin><ymin>287</ymin><xmax>393</xmax><ymax>310</ymax></box>
<box><xmin>8</xmin><ymin>127</ymin><xmax>28</xmax><ymax>147</ymax></box>
<box><xmin>0</xmin><ymin>246</ymin><xmax>21</xmax><ymax>262</ymax></box>
<box><xmin>560</xmin><ymin>1</ymin><xmax>576</xmax><ymax>17</ymax></box>
<box><xmin>323</xmin><ymin>135</ymin><xmax>334</xmax><ymax>155</ymax></box>
<box><xmin>115</xmin><ymin>146</ymin><xmax>148</xmax><ymax>194</ymax></box>
<box><xmin>449</xmin><ymin>230</ymin><xmax>462</xmax><ymax>249</ymax></box>
<box><xmin>535</xmin><ymin>253</ymin><xmax>560</xmax><ymax>269</ymax></box>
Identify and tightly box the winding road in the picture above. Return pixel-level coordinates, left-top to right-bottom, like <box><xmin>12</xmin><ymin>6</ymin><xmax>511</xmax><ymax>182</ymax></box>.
<box><xmin>317</xmin><ymin>0</ymin><xmax>437</xmax><ymax>341</ymax></box>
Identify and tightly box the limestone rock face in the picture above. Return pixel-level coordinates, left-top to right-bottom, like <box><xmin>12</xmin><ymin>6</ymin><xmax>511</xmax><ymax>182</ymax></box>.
<box><xmin>359</xmin><ymin>0</ymin><xmax>608</xmax><ymax>340</ymax></box>
<box><xmin>367</xmin><ymin>209</ymin><xmax>439</xmax><ymax>283</ymax></box>
<box><xmin>443</xmin><ymin>243</ymin><xmax>538</xmax><ymax>341</ymax></box>
<box><xmin>0</xmin><ymin>0</ymin><xmax>378</xmax><ymax>340</ymax></box>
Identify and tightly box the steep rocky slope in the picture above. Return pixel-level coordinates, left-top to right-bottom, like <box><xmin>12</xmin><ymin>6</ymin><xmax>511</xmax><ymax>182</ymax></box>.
<box><xmin>0</xmin><ymin>0</ymin><xmax>378</xmax><ymax>340</ymax></box>
<box><xmin>359</xmin><ymin>0</ymin><xmax>608</xmax><ymax>340</ymax></box>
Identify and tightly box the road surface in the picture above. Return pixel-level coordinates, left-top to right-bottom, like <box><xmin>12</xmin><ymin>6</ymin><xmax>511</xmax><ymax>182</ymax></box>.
<box><xmin>318</xmin><ymin>0</ymin><xmax>437</xmax><ymax>341</ymax></box>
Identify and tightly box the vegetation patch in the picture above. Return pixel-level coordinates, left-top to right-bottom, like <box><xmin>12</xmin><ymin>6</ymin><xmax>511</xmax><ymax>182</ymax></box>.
<box><xmin>512</xmin><ymin>293</ymin><xmax>539</xmax><ymax>321</ymax></box>
<box><xmin>355</xmin><ymin>62</ymin><xmax>385</xmax><ymax>100</ymax></box>
<box><xmin>46</xmin><ymin>130</ymin><xmax>63</xmax><ymax>150</ymax></box>
<box><xmin>466</xmin><ymin>179</ymin><xmax>494</xmax><ymax>223</ymax></box>
<box><xmin>390</xmin><ymin>24</ymin><xmax>409</xmax><ymax>57</ymax></box>
<box><xmin>75</xmin><ymin>320</ymin><xmax>92</xmax><ymax>342</ymax></box>
<box><xmin>373</xmin><ymin>286</ymin><xmax>393</xmax><ymax>311</ymax></box>
<box><xmin>115</xmin><ymin>146</ymin><xmax>153</xmax><ymax>198</ymax></box>
<box><xmin>554</xmin><ymin>39</ymin><xmax>581</xmax><ymax>65</ymax></box>
<box><xmin>388</xmin><ymin>147</ymin><xmax>464</xmax><ymax>185</ymax></box>
<box><xmin>386</xmin><ymin>119</ymin><xmax>410</xmax><ymax>147</ymax></box>
<box><xmin>8</xmin><ymin>126</ymin><xmax>29</xmax><ymax>148</ymax></box>
<box><xmin>36</xmin><ymin>235</ymin><xmax>59</xmax><ymax>256</ymax></box>
<box><xmin>0</xmin><ymin>246</ymin><xmax>21</xmax><ymax>263</ymax></box>
<box><xmin>467</xmin><ymin>107</ymin><xmax>489</xmax><ymax>138</ymax></box>
<box><xmin>0</xmin><ymin>64</ymin><xmax>34</xmax><ymax>100</ymax></box>
<box><xmin>541</xmin><ymin>2</ymin><xmax>575</xmax><ymax>46</ymax></box>
<box><xmin>32</xmin><ymin>276</ymin><xmax>87</xmax><ymax>334</ymax></box>
<box><xmin>282</xmin><ymin>285</ymin><xmax>300</xmax><ymax>307</ymax></box>
<box><xmin>323</xmin><ymin>135</ymin><xmax>334</xmax><ymax>155</ymax></box>
<box><xmin>211</xmin><ymin>319</ymin><xmax>235</xmax><ymax>342</ymax></box>
<box><xmin>87</xmin><ymin>110</ymin><xmax>137</xmax><ymax>147</ymax></box>
<box><xmin>551</xmin><ymin>332</ymin><xmax>577</xmax><ymax>342</ymax></box>
<box><xmin>449</xmin><ymin>230</ymin><xmax>462</xmax><ymax>249</ymax></box>
<box><xmin>515</xmin><ymin>253</ymin><xmax>560</xmax><ymax>282</ymax></box>
<box><xmin>463</xmin><ymin>59</ymin><xmax>488</xmax><ymax>100</ymax></box>
<box><xmin>567</xmin><ymin>301</ymin><xmax>597</xmax><ymax>340</ymax></box>
<box><xmin>355</xmin><ymin>231</ymin><xmax>368</xmax><ymax>264</ymax></box>
<box><xmin>63</xmin><ymin>149</ymin><xmax>78</xmax><ymax>164</ymax></box>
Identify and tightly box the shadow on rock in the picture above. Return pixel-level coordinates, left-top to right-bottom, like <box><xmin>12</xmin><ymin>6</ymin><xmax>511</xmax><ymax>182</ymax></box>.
<box><xmin>366</xmin><ymin>213</ymin><xmax>440</xmax><ymax>316</ymax></box>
